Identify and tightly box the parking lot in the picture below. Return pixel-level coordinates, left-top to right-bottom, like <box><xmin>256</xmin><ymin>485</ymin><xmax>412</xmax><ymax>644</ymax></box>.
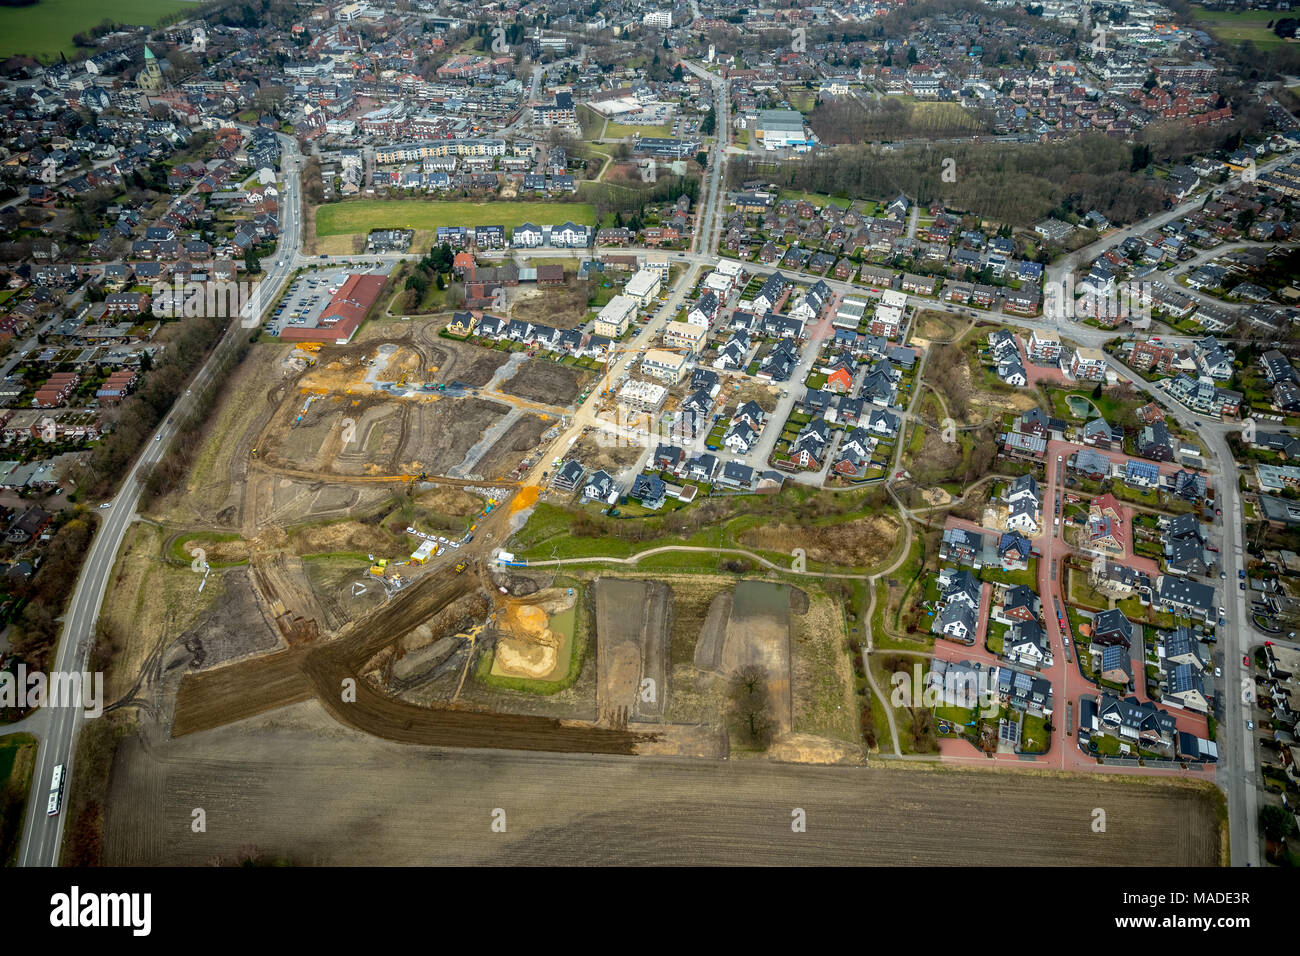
<box><xmin>268</xmin><ymin>263</ymin><xmax>393</xmax><ymax>336</ymax></box>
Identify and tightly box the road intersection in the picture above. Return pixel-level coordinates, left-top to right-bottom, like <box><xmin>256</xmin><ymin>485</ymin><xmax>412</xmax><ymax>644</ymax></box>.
<box><xmin>3</xmin><ymin>82</ymin><xmax>1282</xmax><ymax>867</ymax></box>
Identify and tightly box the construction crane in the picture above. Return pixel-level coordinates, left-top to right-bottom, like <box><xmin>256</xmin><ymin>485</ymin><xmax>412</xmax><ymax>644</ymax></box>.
<box><xmin>600</xmin><ymin>344</ymin><xmax>693</xmax><ymax>397</ymax></box>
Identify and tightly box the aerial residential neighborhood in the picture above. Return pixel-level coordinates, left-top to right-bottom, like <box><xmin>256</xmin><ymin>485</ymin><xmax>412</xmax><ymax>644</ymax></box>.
<box><xmin>0</xmin><ymin>0</ymin><xmax>1297</xmax><ymax>900</ymax></box>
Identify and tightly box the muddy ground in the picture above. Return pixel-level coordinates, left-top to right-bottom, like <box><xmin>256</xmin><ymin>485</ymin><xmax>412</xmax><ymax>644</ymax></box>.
<box><xmin>510</xmin><ymin>282</ymin><xmax>591</xmax><ymax>330</ymax></box>
<box><xmin>594</xmin><ymin>578</ymin><xmax>670</xmax><ymax>725</ymax></box>
<box><xmin>474</xmin><ymin>413</ymin><xmax>549</xmax><ymax>480</ymax></box>
<box><xmin>498</xmin><ymin>359</ymin><xmax>590</xmax><ymax>406</ymax></box>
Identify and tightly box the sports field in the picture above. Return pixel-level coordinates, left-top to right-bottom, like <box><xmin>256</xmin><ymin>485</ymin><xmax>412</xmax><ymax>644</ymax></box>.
<box><xmin>315</xmin><ymin>200</ymin><xmax>598</xmax><ymax>238</ymax></box>
<box><xmin>0</xmin><ymin>0</ymin><xmax>190</xmax><ymax>61</ymax></box>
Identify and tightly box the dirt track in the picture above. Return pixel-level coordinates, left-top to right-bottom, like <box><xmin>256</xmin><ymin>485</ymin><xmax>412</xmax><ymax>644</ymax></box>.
<box><xmin>172</xmin><ymin>569</ymin><xmax>650</xmax><ymax>755</ymax></box>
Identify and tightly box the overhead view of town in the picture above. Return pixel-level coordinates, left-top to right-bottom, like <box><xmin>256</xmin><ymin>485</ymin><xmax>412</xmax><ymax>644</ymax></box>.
<box><xmin>0</xmin><ymin>0</ymin><xmax>1299</xmax><ymax>892</ymax></box>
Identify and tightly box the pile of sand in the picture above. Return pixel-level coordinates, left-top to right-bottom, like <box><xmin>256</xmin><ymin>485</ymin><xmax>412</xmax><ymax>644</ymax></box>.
<box><xmin>922</xmin><ymin>487</ymin><xmax>952</xmax><ymax>507</ymax></box>
<box><xmin>491</xmin><ymin>592</ymin><xmax>575</xmax><ymax>680</ymax></box>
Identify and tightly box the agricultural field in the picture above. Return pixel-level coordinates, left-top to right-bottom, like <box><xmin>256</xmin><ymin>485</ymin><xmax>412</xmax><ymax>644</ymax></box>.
<box><xmin>0</xmin><ymin>0</ymin><xmax>190</xmax><ymax>60</ymax></box>
<box><xmin>315</xmin><ymin>200</ymin><xmax>597</xmax><ymax>238</ymax></box>
<box><xmin>101</xmin><ymin>704</ymin><xmax>1224</xmax><ymax>865</ymax></box>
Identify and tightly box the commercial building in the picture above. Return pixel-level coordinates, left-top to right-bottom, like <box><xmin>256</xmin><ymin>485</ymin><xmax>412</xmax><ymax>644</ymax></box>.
<box><xmin>754</xmin><ymin>109</ymin><xmax>811</xmax><ymax>151</ymax></box>
<box><xmin>280</xmin><ymin>273</ymin><xmax>387</xmax><ymax>344</ymax></box>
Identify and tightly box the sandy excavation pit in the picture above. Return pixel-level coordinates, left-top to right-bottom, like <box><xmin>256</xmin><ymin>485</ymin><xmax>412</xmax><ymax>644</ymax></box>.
<box><xmin>490</xmin><ymin>588</ymin><xmax>578</xmax><ymax>681</ymax></box>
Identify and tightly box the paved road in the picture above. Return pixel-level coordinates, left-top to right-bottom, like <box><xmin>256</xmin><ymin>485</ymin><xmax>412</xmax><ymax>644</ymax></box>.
<box><xmin>13</xmin><ymin>79</ymin><xmax>1282</xmax><ymax>865</ymax></box>
<box><xmin>15</xmin><ymin>131</ymin><xmax>304</xmax><ymax>867</ymax></box>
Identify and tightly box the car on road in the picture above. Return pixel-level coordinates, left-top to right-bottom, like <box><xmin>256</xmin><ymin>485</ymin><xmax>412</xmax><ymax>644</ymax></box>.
<box><xmin>1243</xmin><ymin>654</ymin><xmax>1251</xmax><ymax>666</ymax></box>
<box><xmin>1221</xmin><ymin>571</ymin><xmax>1227</xmax><ymax>578</ymax></box>
<box><xmin>98</xmin><ymin>502</ymin><xmax>111</xmax><ymax>509</ymax></box>
<box><xmin>1240</xmin><ymin>581</ymin><xmax>1246</xmax><ymax>590</ymax></box>
<box><xmin>154</xmin><ymin>434</ymin><xmax>161</xmax><ymax>441</ymax></box>
<box><xmin>1057</xmin><ymin>455</ymin><xmax>1063</xmax><ymax>462</ymax></box>
<box><xmin>1247</xmin><ymin>720</ymin><xmax>1254</xmax><ymax>731</ymax></box>
<box><xmin>1215</xmin><ymin>666</ymin><xmax>1222</xmax><ymax>678</ymax></box>
<box><xmin>1239</xmin><ymin>569</ymin><xmax>1246</xmax><ymax>579</ymax></box>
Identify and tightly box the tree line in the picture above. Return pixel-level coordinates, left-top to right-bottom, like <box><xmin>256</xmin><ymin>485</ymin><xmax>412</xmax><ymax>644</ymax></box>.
<box><xmin>729</xmin><ymin>135</ymin><xmax>1171</xmax><ymax>227</ymax></box>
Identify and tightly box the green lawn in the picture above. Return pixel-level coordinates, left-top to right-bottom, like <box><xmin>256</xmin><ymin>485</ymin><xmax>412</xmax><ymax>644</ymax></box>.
<box><xmin>605</xmin><ymin>121</ymin><xmax>675</xmax><ymax>138</ymax></box>
<box><xmin>0</xmin><ymin>0</ymin><xmax>190</xmax><ymax>61</ymax></box>
<box><xmin>1189</xmin><ymin>8</ymin><xmax>1290</xmax><ymax>50</ymax></box>
<box><xmin>315</xmin><ymin>200</ymin><xmax>597</xmax><ymax>238</ymax></box>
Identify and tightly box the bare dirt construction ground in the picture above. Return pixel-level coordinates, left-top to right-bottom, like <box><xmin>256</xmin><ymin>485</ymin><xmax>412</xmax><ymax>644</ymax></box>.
<box><xmin>733</xmin><ymin>380</ymin><xmax>780</xmax><ymax>414</ymax></box>
<box><xmin>498</xmin><ymin>358</ymin><xmax>590</xmax><ymax>407</ymax></box>
<box><xmin>408</xmin><ymin>332</ymin><xmax>510</xmax><ymax>388</ymax></box>
<box><xmin>564</xmin><ymin>427</ymin><xmax>645</xmax><ymax>475</ymax></box>
<box><xmin>490</xmin><ymin>588</ymin><xmax>576</xmax><ymax>681</ymax></box>
<box><xmin>594</xmin><ymin>578</ymin><xmax>670</xmax><ymax>725</ymax></box>
<box><xmin>721</xmin><ymin>581</ymin><xmax>793</xmax><ymax>736</ymax></box>
<box><xmin>96</xmin><ymin>524</ymin><xmax>229</xmax><ymax>703</ymax></box>
<box><xmin>510</xmin><ymin>282</ymin><xmax>590</xmax><ymax>330</ymax></box>
<box><xmin>170</xmin><ymin>568</ymin><xmax>646</xmax><ymax>754</ymax></box>
<box><xmin>474</xmin><ymin>413</ymin><xmax>549</xmax><ymax>480</ymax></box>
<box><xmin>102</xmin><ymin>704</ymin><xmax>1223</xmax><ymax>866</ymax></box>
<box><xmin>263</xmin><ymin>393</ymin><xmax>508</xmax><ymax>478</ymax></box>
<box><xmin>738</xmin><ymin>514</ymin><xmax>899</xmax><ymax>568</ymax></box>
<box><xmin>174</xmin><ymin>569</ymin><xmax>282</xmax><ymax>674</ymax></box>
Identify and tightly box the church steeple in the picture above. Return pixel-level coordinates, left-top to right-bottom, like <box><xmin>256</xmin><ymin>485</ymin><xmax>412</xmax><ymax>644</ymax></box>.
<box><xmin>139</xmin><ymin>45</ymin><xmax>164</xmax><ymax>92</ymax></box>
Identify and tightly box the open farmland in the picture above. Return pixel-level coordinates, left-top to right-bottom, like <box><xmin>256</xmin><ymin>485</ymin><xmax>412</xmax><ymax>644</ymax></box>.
<box><xmin>103</xmin><ymin>703</ymin><xmax>1223</xmax><ymax>866</ymax></box>
<box><xmin>0</xmin><ymin>0</ymin><xmax>190</xmax><ymax>61</ymax></box>
<box><xmin>315</xmin><ymin>200</ymin><xmax>597</xmax><ymax>238</ymax></box>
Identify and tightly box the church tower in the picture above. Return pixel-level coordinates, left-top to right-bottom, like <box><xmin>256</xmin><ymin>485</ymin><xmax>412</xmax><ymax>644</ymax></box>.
<box><xmin>138</xmin><ymin>46</ymin><xmax>164</xmax><ymax>92</ymax></box>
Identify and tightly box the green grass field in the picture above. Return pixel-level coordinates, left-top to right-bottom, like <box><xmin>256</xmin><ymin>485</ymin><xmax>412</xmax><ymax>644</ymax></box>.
<box><xmin>0</xmin><ymin>0</ymin><xmax>191</xmax><ymax>61</ymax></box>
<box><xmin>776</xmin><ymin>189</ymin><xmax>854</xmax><ymax>209</ymax></box>
<box><xmin>315</xmin><ymin>200</ymin><xmax>597</xmax><ymax>238</ymax></box>
<box><xmin>0</xmin><ymin>733</ymin><xmax>37</xmax><ymax>867</ymax></box>
<box><xmin>1190</xmin><ymin>8</ymin><xmax>1290</xmax><ymax>49</ymax></box>
<box><xmin>605</xmin><ymin>121</ymin><xmax>675</xmax><ymax>138</ymax></box>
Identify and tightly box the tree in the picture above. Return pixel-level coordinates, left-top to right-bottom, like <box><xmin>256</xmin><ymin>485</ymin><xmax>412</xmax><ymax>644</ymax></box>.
<box><xmin>695</xmin><ymin>151</ymin><xmax>707</xmax><ymax>168</ymax></box>
<box><xmin>1260</xmin><ymin>805</ymin><xmax>1297</xmax><ymax>842</ymax></box>
<box><xmin>244</xmin><ymin>248</ymin><xmax>260</xmax><ymax>274</ymax></box>
<box><xmin>727</xmin><ymin>665</ymin><xmax>773</xmax><ymax>750</ymax></box>
<box><xmin>700</xmin><ymin>106</ymin><xmax>716</xmax><ymax>136</ymax></box>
